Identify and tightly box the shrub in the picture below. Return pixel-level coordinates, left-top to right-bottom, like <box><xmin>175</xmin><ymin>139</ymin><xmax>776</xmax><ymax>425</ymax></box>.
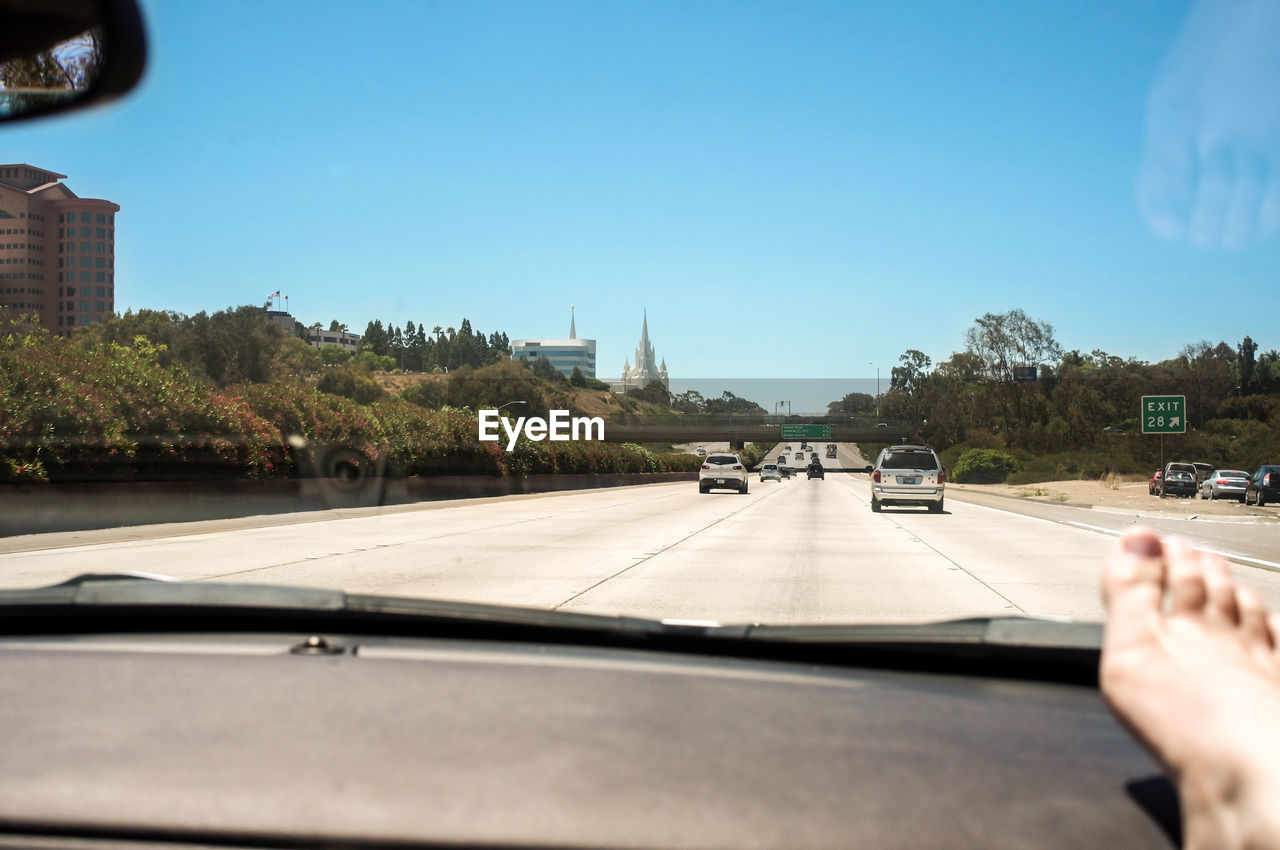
<box><xmin>951</xmin><ymin>449</ymin><xmax>1020</xmax><ymax>484</ymax></box>
<box><xmin>317</xmin><ymin>365</ymin><xmax>386</xmax><ymax>404</ymax></box>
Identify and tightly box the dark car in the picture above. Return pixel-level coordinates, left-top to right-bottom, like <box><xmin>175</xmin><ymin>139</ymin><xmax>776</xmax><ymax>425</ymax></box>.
<box><xmin>807</xmin><ymin>460</ymin><xmax>824</xmax><ymax>480</ymax></box>
<box><xmin>1245</xmin><ymin>465</ymin><xmax>1280</xmax><ymax>507</ymax></box>
<box><xmin>1160</xmin><ymin>462</ymin><xmax>1197</xmax><ymax>497</ymax></box>
<box><xmin>1160</xmin><ymin>470</ymin><xmax>1197</xmax><ymax>498</ymax></box>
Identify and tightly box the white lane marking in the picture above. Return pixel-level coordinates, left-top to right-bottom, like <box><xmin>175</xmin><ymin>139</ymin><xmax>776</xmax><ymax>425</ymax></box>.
<box><xmin>946</xmin><ymin>497</ymin><xmax>1069</xmax><ymax>529</ymax></box>
<box><xmin>1063</xmin><ymin>522</ymin><xmax>1280</xmax><ymax>572</ymax></box>
<box><xmin>1065</xmin><ymin>521</ymin><xmax>1122</xmax><ymax>536</ymax></box>
<box><xmin>953</xmin><ymin>499</ymin><xmax>1280</xmax><ymax>574</ymax></box>
<box><xmin>1198</xmin><ymin>549</ymin><xmax>1280</xmax><ymax>572</ymax></box>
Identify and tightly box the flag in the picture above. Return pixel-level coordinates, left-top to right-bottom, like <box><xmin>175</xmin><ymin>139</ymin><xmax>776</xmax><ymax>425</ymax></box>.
<box><xmin>267</xmin><ymin>291</ymin><xmax>280</xmax><ymax>298</ymax></box>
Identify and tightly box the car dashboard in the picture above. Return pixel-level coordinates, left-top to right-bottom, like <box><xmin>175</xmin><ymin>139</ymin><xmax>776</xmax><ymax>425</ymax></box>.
<box><xmin>0</xmin><ymin>629</ymin><xmax>1179</xmax><ymax>849</ymax></box>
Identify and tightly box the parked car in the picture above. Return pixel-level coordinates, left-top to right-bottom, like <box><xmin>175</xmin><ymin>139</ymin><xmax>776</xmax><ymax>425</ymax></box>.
<box><xmin>1192</xmin><ymin>462</ymin><xmax>1215</xmax><ymax>486</ymax></box>
<box><xmin>1199</xmin><ymin>470</ymin><xmax>1249</xmax><ymax>501</ymax></box>
<box><xmin>870</xmin><ymin>445</ymin><xmax>945</xmax><ymax>513</ymax></box>
<box><xmin>1161</xmin><ymin>462</ymin><xmax>1198</xmax><ymax>497</ymax></box>
<box><xmin>807</xmin><ymin>460</ymin><xmax>824</xmax><ymax>480</ymax></box>
<box><xmin>699</xmin><ymin>453</ymin><xmax>749</xmax><ymax>494</ymax></box>
<box><xmin>1148</xmin><ymin>470</ymin><xmax>1163</xmax><ymax>495</ymax></box>
<box><xmin>1160</xmin><ymin>470</ymin><xmax>1198</xmax><ymax>498</ymax></box>
<box><xmin>695</xmin><ymin>446</ymin><xmax>706</xmax><ymax>456</ymax></box>
<box><xmin>1245</xmin><ymin>465</ymin><xmax>1280</xmax><ymax>507</ymax></box>
<box><xmin>759</xmin><ymin>463</ymin><xmax>782</xmax><ymax>482</ymax></box>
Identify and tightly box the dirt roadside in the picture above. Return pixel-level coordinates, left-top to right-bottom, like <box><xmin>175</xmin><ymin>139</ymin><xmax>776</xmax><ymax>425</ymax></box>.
<box><xmin>948</xmin><ymin>476</ymin><xmax>1279</xmax><ymax>521</ymax></box>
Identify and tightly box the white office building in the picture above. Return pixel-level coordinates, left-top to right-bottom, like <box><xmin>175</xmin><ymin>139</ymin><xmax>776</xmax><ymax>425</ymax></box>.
<box><xmin>511</xmin><ymin>307</ymin><xmax>597</xmax><ymax>378</ymax></box>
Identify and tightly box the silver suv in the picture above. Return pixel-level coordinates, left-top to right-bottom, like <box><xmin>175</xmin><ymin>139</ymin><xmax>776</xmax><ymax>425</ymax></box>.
<box><xmin>870</xmin><ymin>444</ymin><xmax>946</xmax><ymax>513</ymax></box>
<box><xmin>699</xmin><ymin>453</ymin><xmax>749</xmax><ymax>494</ymax></box>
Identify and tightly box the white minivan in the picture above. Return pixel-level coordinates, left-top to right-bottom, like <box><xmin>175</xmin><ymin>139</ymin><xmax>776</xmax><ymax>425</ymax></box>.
<box><xmin>870</xmin><ymin>445</ymin><xmax>946</xmax><ymax>513</ymax></box>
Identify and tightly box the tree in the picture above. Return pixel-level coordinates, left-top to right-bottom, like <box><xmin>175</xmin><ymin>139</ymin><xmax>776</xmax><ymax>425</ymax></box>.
<box><xmin>570</xmin><ymin>366</ymin><xmax>587</xmax><ymax>387</ymax></box>
<box><xmin>319</xmin><ymin>344</ymin><xmax>350</xmax><ymax>365</ymax></box>
<box><xmin>0</xmin><ymin>29</ymin><xmax>102</xmax><ymax>115</ymax></box>
<box><xmin>672</xmin><ymin>390</ymin><xmax>706</xmax><ymax>414</ymax></box>
<box><xmin>630</xmin><ymin>380</ymin><xmax>671</xmax><ymax>405</ymax></box>
<box><xmin>362</xmin><ymin>319</ymin><xmax>389</xmax><ymax>357</ymax></box>
<box><xmin>964</xmin><ymin>309</ymin><xmax>1062</xmax><ymax>383</ymax></box>
<box><xmin>827</xmin><ymin>392</ymin><xmax>876</xmax><ymax>416</ymax></box>
<box><xmin>1240</xmin><ymin>336</ymin><xmax>1259</xmax><ymax>392</ymax></box>
<box><xmin>1171</xmin><ymin>340</ymin><xmax>1235</xmax><ymax>426</ymax></box>
<box><xmin>703</xmin><ymin>390</ymin><xmax>766</xmax><ymax>415</ymax></box>
<box><xmin>317</xmin><ymin>364</ymin><xmax>385</xmax><ymax>404</ymax></box>
<box><xmin>446</xmin><ymin>360</ymin><xmax>566</xmax><ymax>420</ymax></box>
<box><xmin>530</xmin><ymin>355</ymin><xmax>566</xmax><ymax>383</ymax></box>
<box><xmin>962</xmin><ymin>309</ymin><xmax>1062</xmax><ymax>445</ymax></box>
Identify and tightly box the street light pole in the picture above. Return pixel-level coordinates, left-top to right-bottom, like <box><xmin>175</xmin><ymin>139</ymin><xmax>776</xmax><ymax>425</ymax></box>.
<box><xmin>868</xmin><ymin>362</ymin><xmax>880</xmax><ymax>418</ymax></box>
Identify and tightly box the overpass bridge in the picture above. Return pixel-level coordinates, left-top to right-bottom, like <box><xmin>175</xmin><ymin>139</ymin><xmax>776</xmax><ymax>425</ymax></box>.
<box><xmin>599</xmin><ymin>423</ymin><xmax>920</xmax><ymax>448</ymax></box>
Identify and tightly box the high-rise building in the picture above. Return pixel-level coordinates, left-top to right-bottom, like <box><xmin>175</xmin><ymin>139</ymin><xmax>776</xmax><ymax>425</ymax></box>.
<box><xmin>0</xmin><ymin>164</ymin><xmax>119</xmax><ymax>333</ymax></box>
<box><xmin>511</xmin><ymin>306</ymin><xmax>598</xmax><ymax>378</ymax></box>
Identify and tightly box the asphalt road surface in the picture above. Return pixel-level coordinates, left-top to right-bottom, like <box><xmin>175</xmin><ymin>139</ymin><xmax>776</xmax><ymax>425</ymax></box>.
<box><xmin>3</xmin><ymin>443</ymin><xmax>1278</xmax><ymax>624</ymax></box>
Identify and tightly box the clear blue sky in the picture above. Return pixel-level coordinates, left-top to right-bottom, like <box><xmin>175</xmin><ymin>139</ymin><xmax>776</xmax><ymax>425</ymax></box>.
<box><xmin>6</xmin><ymin>0</ymin><xmax>1276</xmax><ymax>380</ymax></box>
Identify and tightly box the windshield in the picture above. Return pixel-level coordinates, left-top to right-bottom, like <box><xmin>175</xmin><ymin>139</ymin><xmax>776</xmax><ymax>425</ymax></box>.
<box><xmin>2</xmin><ymin>0</ymin><xmax>1279</xmax><ymax>628</ymax></box>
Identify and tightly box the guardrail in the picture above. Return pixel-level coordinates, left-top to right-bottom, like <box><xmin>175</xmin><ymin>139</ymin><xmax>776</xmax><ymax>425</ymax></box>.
<box><xmin>602</xmin><ymin>424</ymin><xmax>916</xmax><ymax>444</ymax></box>
<box><xmin>0</xmin><ymin>472</ymin><xmax>697</xmax><ymax>537</ymax></box>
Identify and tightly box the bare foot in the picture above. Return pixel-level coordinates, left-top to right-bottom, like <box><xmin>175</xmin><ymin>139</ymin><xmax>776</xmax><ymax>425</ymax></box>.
<box><xmin>1101</xmin><ymin>528</ymin><xmax>1280</xmax><ymax>849</ymax></box>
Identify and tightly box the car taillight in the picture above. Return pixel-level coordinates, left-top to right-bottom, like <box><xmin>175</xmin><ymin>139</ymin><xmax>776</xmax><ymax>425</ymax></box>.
<box><xmin>733</xmin><ymin>465</ymin><xmax>743</xmax><ymax>470</ymax></box>
<box><xmin>937</xmin><ymin>469</ymin><xmax>946</xmax><ymax>484</ymax></box>
<box><xmin>1266</xmin><ymin>473</ymin><xmax>1274</xmax><ymax>487</ymax></box>
<box><xmin>701</xmin><ymin>464</ymin><xmax>710</xmax><ymax>469</ymax></box>
<box><xmin>872</xmin><ymin>470</ymin><xmax>881</xmax><ymax>483</ymax></box>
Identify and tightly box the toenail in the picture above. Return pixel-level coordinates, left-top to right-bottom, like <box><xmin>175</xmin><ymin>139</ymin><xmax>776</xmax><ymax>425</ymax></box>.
<box><xmin>1123</xmin><ymin>535</ymin><xmax>1162</xmax><ymax>557</ymax></box>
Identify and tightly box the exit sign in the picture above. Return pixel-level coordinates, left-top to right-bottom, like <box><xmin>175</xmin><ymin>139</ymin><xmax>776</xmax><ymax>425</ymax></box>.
<box><xmin>1141</xmin><ymin>395</ymin><xmax>1186</xmax><ymax>434</ymax></box>
<box><xmin>781</xmin><ymin>424</ymin><xmax>831</xmax><ymax>439</ymax></box>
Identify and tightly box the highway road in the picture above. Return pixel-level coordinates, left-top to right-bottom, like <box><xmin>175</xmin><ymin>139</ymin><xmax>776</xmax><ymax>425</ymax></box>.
<box><xmin>4</xmin><ymin>442</ymin><xmax>1280</xmax><ymax>624</ymax></box>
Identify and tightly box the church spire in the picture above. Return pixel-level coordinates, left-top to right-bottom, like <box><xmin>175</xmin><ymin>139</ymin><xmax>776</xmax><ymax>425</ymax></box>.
<box><xmin>569</xmin><ymin>304</ymin><xmax>576</xmax><ymax>340</ymax></box>
<box><xmin>639</xmin><ymin>309</ymin><xmax>649</xmax><ymax>348</ymax></box>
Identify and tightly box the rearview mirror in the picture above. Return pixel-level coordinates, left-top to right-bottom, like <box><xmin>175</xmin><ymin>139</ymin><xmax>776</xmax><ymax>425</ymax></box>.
<box><xmin>0</xmin><ymin>0</ymin><xmax>146</xmax><ymax>123</ymax></box>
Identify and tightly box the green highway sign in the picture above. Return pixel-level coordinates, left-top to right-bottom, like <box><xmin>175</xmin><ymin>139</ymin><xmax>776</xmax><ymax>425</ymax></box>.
<box><xmin>1141</xmin><ymin>395</ymin><xmax>1186</xmax><ymax>434</ymax></box>
<box><xmin>780</xmin><ymin>424</ymin><xmax>832</xmax><ymax>439</ymax></box>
